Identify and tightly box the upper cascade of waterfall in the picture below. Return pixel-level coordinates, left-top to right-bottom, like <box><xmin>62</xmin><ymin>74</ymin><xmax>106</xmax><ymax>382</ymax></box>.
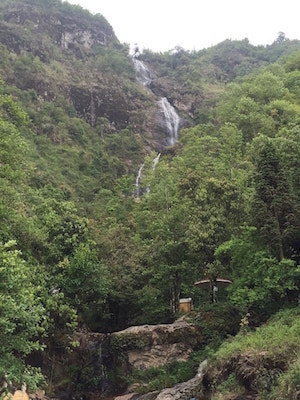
<box><xmin>132</xmin><ymin>56</ymin><xmax>152</xmax><ymax>86</ymax></box>
<box><xmin>158</xmin><ymin>97</ymin><xmax>181</xmax><ymax>146</ymax></box>
<box><xmin>132</xmin><ymin>49</ymin><xmax>181</xmax><ymax>147</ymax></box>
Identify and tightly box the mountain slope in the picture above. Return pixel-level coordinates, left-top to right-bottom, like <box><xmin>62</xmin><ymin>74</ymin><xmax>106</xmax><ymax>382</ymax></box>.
<box><xmin>1</xmin><ymin>0</ymin><xmax>300</xmax><ymax>396</ymax></box>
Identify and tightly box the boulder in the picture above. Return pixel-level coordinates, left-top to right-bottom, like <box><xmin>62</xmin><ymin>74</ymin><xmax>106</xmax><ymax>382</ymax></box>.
<box><xmin>111</xmin><ymin>319</ymin><xmax>204</xmax><ymax>370</ymax></box>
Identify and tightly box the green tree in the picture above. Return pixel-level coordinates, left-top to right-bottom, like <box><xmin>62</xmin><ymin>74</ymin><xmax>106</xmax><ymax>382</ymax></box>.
<box><xmin>0</xmin><ymin>92</ymin><xmax>30</xmax><ymax>244</ymax></box>
<box><xmin>249</xmin><ymin>70</ymin><xmax>288</xmax><ymax>104</ymax></box>
<box><xmin>98</xmin><ymin>223</ymin><xmax>145</xmax><ymax>329</ymax></box>
<box><xmin>0</xmin><ymin>241</ymin><xmax>46</xmax><ymax>389</ymax></box>
<box><xmin>132</xmin><ymin>157</ymin><xmax>191</xmax><ymax>321</ymax></box>
<box><xmin>219</xmin><ymin>123</ymin><xmax>243</xmax><ymax>177</ymax></box>
<box><xmin>216</xmin><ymin>226</ymin><xmax>300</xmax><ymax>314</ymax></box>
<box><xmin>32</xmin><ymin>197</ymin><xmax>89</xmax><ymax>264</ymax></box>
<box><xmin>251</xmin><ymin>136</ymin><xmax>300</xmax><ymax>260</ymax></box>
<box><xmin>179</xmin><ymin>173</ymin><xmax>245</xmax><ymax>265</ymax></box>
<box><xmin>58</xmin><ymin>243</ymin><xmax>111</xmax><ymax>325</ymax></box>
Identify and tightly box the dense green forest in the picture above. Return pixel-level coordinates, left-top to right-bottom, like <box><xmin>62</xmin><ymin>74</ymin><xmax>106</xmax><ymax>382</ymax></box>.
<box><xmin>1</xmin><ymin>0</ymin><xmax>300</xmax><ymax>398</ymax></box>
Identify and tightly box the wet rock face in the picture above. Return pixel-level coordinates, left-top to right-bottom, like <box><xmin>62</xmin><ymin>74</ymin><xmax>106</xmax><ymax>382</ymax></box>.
<box><xmin>70</xmin><ymin>85</ymin><xmax>131</xmax><ymax>129</ymax></box>
<box><xmin>60</xmin><ymin>29</ymin><xmax>107</xmax><ymax>50</ymax></box>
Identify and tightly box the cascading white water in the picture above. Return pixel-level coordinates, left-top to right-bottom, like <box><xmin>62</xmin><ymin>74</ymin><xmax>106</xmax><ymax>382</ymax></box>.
<box><xmin>132</xmin><ymin>57</ymin><xmax>181</xmax><ymax>196</ymax></box>
<box><xmin>135</xmin><ymin>154</ymin><xmax>161</xmax><ymax>197</ymax></box>
<box><xmin>152</xmin><ymin>153</ymin><xmax>161</xmax><ymax>169</ymax></box>
<box><xmin>132</xmin><ymin>57</ymin><xmax>181</xmax><ymax>145</ymax></box>
<box><xmin>132</xmin><ymin>57</ymin><xmax>152</xmax><ymax>86</ymax></box>
<box><xmin>158</xmin><ymin>97</ymin><xmax>181</xmax><ymax>146</ymax></box>
<box><xmin>135</xmin><ymin>163</ymin><xmax>144</xmax><ymax>197</ymax></box>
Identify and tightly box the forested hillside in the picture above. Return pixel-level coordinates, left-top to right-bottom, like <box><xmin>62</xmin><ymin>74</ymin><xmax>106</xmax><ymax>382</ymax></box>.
<box><xmin>1</xmin><ymin>0</ymin><xmax>300</xmax><ymax>398</ymax></box>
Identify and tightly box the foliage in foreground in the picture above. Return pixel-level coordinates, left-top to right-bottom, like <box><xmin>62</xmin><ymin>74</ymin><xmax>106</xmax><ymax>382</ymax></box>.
<box><xmin>0</xmin><ymin>241</ymin><xmax>47</xmax><ymax>390</ymax></box>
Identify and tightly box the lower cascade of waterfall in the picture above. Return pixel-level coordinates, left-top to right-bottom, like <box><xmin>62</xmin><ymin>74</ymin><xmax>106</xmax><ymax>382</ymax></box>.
<box><xmin>152</xmin><ymin>152</ymin><xmax>161</xmax><ymax>169</ymax></box>
<box><xmin>158</xmin><ymin>97</ymin><xmax>181</xmax><ymax>146</ymax></box>
<box><xmin>134</xmin><ymin>153</ymin><xmax>161</xmax><ymax>198</ymax></box>
<box><xmin>135</xmin><ymin>163</ymin><xmax>144</xmax><ymax>197</ymax></box>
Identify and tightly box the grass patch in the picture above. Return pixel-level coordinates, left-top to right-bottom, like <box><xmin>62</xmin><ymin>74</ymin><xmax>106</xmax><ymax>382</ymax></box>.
<box><xmin>215</xmin><ymin>308</ymin><xmax>300</xmax><ymax>361</ymax></box>
<box><xmin>271</xmin><ymin>356</ymin><xmax>300</xmax><ymax>400</ymax></box>
<box><xmin>206</xmin><ymin>307</ymin><xmax>300</xmax><ymax>399</ymax></box>
<box><xmin>211</xmin><ymin>373</ymin><xmax>244</xmax><ymax>400</ymax></box>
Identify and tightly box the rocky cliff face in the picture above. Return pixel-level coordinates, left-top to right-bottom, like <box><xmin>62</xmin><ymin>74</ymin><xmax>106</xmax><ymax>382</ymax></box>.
<box><xmin>0</xmin><ymin>0</ymin><xmax>176</xmax><ymax>153</ymax></box>
<box><xmin>0</xmin><ymin>1</ymin><xmax>116</xmax><ymax>57</ymax></box>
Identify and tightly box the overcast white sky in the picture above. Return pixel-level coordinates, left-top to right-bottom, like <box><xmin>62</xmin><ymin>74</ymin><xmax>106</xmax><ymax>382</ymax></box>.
<box><xmin>67</xmin><ymin>0</ymin><xmax>300</xmax><ymax>52</ymax></box>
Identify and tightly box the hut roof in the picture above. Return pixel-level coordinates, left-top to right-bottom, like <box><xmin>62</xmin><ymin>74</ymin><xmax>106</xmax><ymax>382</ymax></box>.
<box><xmin>194</xmin><ymin>278</ymin><xmax>232</xmax><ymax>289</ymax></box>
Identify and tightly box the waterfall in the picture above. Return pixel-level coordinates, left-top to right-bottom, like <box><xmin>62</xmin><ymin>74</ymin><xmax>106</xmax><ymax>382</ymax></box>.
<box><xmin>132</xmin><ymin>57</ymin><xmax>152</xmax><ymax>86</ymax></box>
<box><xmin>97</xmin><ymin>340</ymin><xmax>106</xmax><ymax>395</ymax></box>
<box><xmin>158</xmin><ymin>97</ymin><xmax>181</xmax><ymax>146</ymax></box>
<box><xmin>78</xmin><ymin>334</ymin><xmax>113</xmax><ymax>396</ymax></box>
<box><xmin>135</xmin><ymin>163</ymin><xmax>144</xmax><ymax>197</ymax></box>
<box><xmin>135</xmin><ymin>154</ymin><xmax>161</xmax><ymax>197</ymax></box>
<box><xmin>152</xmin><ymin>153</ymin><xmax>161</xmax><ymax>169</ymax></box>
<box><xmin>146</xmin><ymin>153</ymin><xmax>161</xmax><ymax>194</ymax></box>
<box><xmin>132</xmin><ymin>56</ymin><xmax>181</xmax><ymax>145</ymax></box>
<box><xmin>131</xmin><ymin>56</ymin><xmax>181</xmax><ymax>197</ymax></box>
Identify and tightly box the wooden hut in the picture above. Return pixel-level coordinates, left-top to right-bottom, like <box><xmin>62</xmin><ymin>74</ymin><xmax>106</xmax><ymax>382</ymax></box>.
<box><xmin>179</xmin><ymin>297</ymin><xmax>193</xmax><ymax>313</ymax></box>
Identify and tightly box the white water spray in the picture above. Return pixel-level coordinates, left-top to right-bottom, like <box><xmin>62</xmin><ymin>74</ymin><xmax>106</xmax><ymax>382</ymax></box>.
<box><xmin>135</xmin><ymin>153</ymin><xmax>161</xmax><ymax>197</ymax></box>
<box><xmin>152</xmin><ymin>153</ymin><xmax>161</xmax><ymax>169</ymax></box>
<box><xmin>158</xmin><ymin>97</ymin><xmax>181</xmax><ymax>145</ymax></box>
<box><xmin>135</xmin><ymin>164</ymin><xmax>144</xmax><ymax>197</ymax></box>
<box><xmin>132</xmin><ymin>57</ymin><xmax>181</xmax><ymax>145</ymax></box>
<box><xmin>132</xmin><ymin>57</ymin><xmax>152</xmax><ymax>86</ymax></box>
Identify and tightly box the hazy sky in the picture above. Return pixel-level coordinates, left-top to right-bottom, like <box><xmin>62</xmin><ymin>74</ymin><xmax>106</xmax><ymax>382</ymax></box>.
<box><xmin>67</xmin><ymin>0</ymin><xmax>300</xmax><ymax>52</ymax></box>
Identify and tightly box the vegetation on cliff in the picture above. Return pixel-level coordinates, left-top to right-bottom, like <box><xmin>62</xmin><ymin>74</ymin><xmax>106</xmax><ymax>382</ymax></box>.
<box><xmin>0</xmin><ymin>0</ymin><xmax>300</xmax><ymax>397</ymax></box>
